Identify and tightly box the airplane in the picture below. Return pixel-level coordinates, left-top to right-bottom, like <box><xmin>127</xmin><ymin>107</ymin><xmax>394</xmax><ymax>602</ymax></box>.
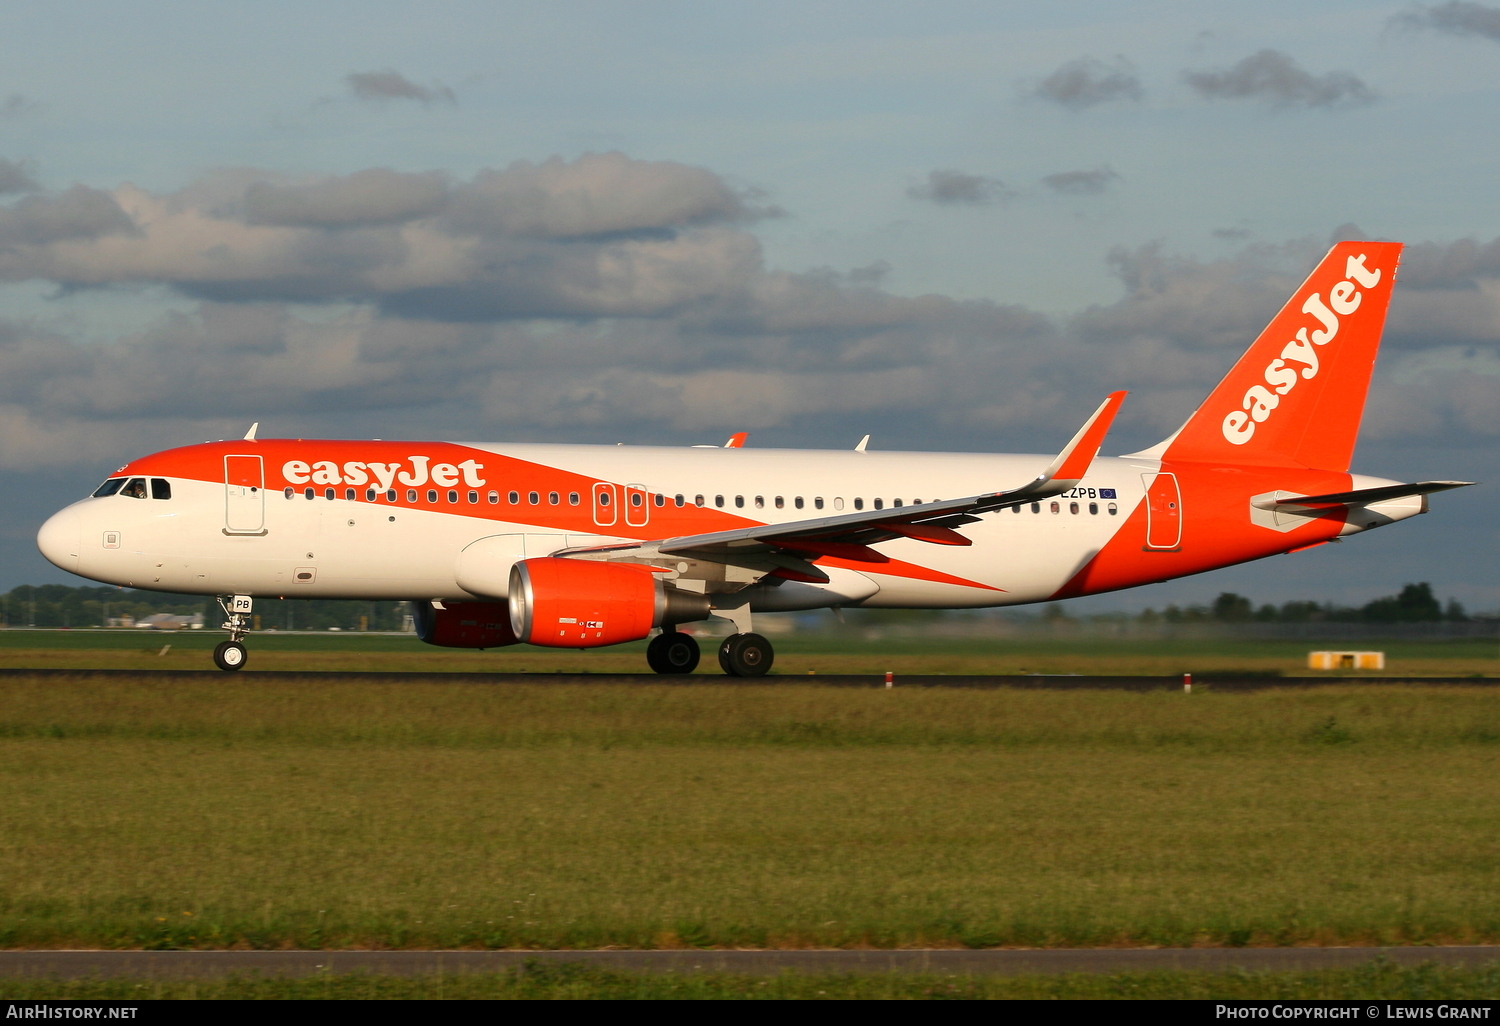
<box><xmin>35</xmin><ymin>240</ymin><xmax>1472</xmax><ymax>674</ymax></box>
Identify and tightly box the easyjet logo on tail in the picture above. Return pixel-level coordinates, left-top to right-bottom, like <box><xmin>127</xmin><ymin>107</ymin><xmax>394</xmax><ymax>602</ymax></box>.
<box><xmin>1221</xmin><ymin>254</ymin><xmax>1382</xmax><ymax>445</ymax></box>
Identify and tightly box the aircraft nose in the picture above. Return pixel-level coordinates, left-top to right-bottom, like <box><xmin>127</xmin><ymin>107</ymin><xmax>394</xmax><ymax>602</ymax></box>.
<box><xmin>37</xmin><ymin>506</ymin><xmax>81</xmax><ymax>573</ymax></box>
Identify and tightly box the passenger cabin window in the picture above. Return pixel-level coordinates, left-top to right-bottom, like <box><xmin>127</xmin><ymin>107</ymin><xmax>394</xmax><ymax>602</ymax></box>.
<box><xmin>286</xmin><ymin>487</ymin><xmax>296</xmax><ymax>499</ymax></box>
<box><xmin>468</xmin><ymin>491</ymin><xmax>479</xmax><ymax>504</ymax></box>
<box><xmin>1012</xmin><ymin>504</ymin><xmax>1022</xmax><ymax>514</ymax></box>
<box><xmin>528</xmin><ymin>491</ymin><xmax>540</xmax><ymax>504</ymax></box>
<box><xmin>754</xmin><ymin>496</ymin><xmax>764</xmax><ymax>509</ymax></box>
<box><xmin>695</xmin><ymin>495</ymin><xmax>705</xmax><ymax>507</ymax></box>
<box><xmin>794</xmin><ymin>497</ymin><xmax>803</xmax><ymax>509</ymax></box>
<box><xmin>92</xmin><ymin>478</ymin><xmax>127</xmax><ymax>498</ymax></box>
<box><xmin>775</xmin><ymin>496</ymin><xmax>784</xmax><ymax>509</ymax></box>
<box><xmin>427</xmin><ymin>489</ymin><xmax>438</xmax><ymax>503</ymax></box>
<box><xmin>1031</xmin><ymin>502</ymin><xmax>1041</xmax><ymax>514</ymax></box>
<box><xmin>1089</xmin><ymin>502</ymin><xmax>1098</xmax><ymax>515</ymax></box>
<box><xmin>386</xmin><ymin>489</ymin><xmax>397</xmax><ymax>501</ymax></box>
<box><xmin>853</xmin><ymin>498</ymin><xmax>864</xmax><ymax>510</ymax></box>
<box><xmin>569</xmin><ymin>492</ymin><xmax>580</xmax><ymax>505</ymax></box>
<box><xmin>366</xmin><ymin>489</ymin><xmax>377</xmax><ymax>501</ymax></box>
<box><xmin>893</xmin><ymin>499</ymin><xmax>902</xmax><ymax>507</ymax></box>
<box><xmin>814</xmin><ymin>497</ymin><xmax>823</xmax><ymax>510</ymax></box>
<box><xmin>150</xmin><ymin>479</ymin><xmax>171</xmax><ymax>500</ymax></box>
<box><xmin>833</xmin><ymin>498</ymin><xmax>843</xmax><ymax>510</ymax></box>
<box><xmin>1050</xmin><ymin>501</ymin><xmax>1060</xmax><ymax>514</ymax></box>
<box><xmin>325</xmin><ymin>488</ymin><xmax>336</xmax><ymax>500</ymax></box>
<box><xmin>873</xmin><ymin>498</ymin><xmax>883</xmax><ymax>510</ymax></box>
<box><xmin>305</xmin><ymin>487</ymin><xmax>317</xmax><ymax>500</ymax></box>
<box><xmin>405</xmin><ymin>489</ymin><xmax>417</xmax><ymax>502</ymax></box>
<box><xmin>345</xmin><ymin>488</ymin><xmax>356</xmax><ymax>501</ymax></box>
<box><xmin>549</xmin><ymin>491</ymin><xmax>560</xmax><ymax>505</ymax></box>
<box><xmin>1107</xmin><ymin>503</ymin><xmax>1118</xmax><ymax>516</ymax></box>
<box><xmin>654</xmin><ymin>493</ymin><xmax>665</xmax><ymax>507</ymax></box>
<box><xmin>630</xmin><ymin>493</ymin><xmax>643</xmax><ymax>507</ymax></box>
<box><xmin>715</xmin><ymin>495</ymin><xmax>724</xmax><ymax>508</ymax></box>
<box><xmin>674</xmin><ymin>494</ymin><xmax>685</xmax><ymax>507</ymax></box>
<box><xmin>1069</xmin><ymin>502</ymin><xmax>1079</xmax><ymax>514</ymax></box>
<box><xmin>734</xmin><ymin>496</ymin><xmax>744</xmax><ymax>508</ymax></box>
<box><xmin>448</xmin><ymin>490</ymin><xmax>458</xmax><ymax>503</ymax></box>
<box><xmin>488</xmin><ymin>491</ymin><xmax>499</xmax><ymax>504</ymax></box>
<box><xmin>508</xmin><ymin>491</ymin><xmax>520</xmax><ymax>504</ymax></box>
<box><xmin>121</xmin><ymin>478</ymin><xmax>148</xmax><ymax>499</ymax></box>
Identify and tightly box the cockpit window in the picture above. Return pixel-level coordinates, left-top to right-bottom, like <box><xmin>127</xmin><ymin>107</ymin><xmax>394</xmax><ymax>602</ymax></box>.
<box><xmin>150</xmin><ymin>478</ymin><xmax>172</xmax><ymax>500</ymax></box>
<box><xmin>120</xmin><ymin>478</ymin><xmax>148</xmax><ymax>499</ymax></box>
<box><xmin>92</xmin><ymin>478</ymin><xmax>126</xmax><ymax>498</ymax></box>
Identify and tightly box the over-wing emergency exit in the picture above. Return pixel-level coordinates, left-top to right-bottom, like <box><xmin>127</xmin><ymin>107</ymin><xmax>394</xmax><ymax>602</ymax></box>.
<box><xmin>36</xmin><ymin>241</ymin><xmax>1472</xmax><ymax>674</ymax></box>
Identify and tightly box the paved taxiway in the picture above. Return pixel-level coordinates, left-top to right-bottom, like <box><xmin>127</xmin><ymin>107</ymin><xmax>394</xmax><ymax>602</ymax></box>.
<box><xmin>3</xmin><ymin>948</ymin><xmax>1499</xmax><ymax>978</ymax></box>
<box><xmin>0</xmin><ymin>669</ymin><xmax>1493</xmax><ymax>689</ymax></box>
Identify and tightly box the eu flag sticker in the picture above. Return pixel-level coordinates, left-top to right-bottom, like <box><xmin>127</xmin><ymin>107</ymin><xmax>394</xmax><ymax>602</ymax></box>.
<box><xmin>1099</xmin><ymin>488</ymin><xmax>1117</xmax><ymax>498</ymax></box>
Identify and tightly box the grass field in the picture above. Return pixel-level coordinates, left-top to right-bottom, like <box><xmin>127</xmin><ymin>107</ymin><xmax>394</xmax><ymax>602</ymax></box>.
<box><xmin>3</xmin><ymin>677</ymin><xmax>1500</xmax><ymax>953</ymax></box>
<box><xmin>0</xmin><ymin>628</ymin><xmax>1495</xmax><ymax>676</ymax></box>
<box><xmin>5</xmin><ymin>961</ymin><xmax>1499</xmax><ymax>1000</ymax></box>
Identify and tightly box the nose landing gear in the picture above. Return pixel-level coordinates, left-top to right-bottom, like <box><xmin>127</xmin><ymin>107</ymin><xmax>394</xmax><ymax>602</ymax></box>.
<box><xmin>214</xmin><ymin>595</ymin><xmax>253</xmax><ymax>672</ymax></box>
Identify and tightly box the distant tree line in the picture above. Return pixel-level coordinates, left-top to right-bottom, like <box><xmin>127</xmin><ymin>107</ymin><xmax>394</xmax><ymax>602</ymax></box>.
<box><xmin>0</xmin><ymin>584</ymin><xmax>410</xmax><ymax>631</ymax></box>
<box><xmin>1143</xmin><ymin>583</ymin><xmax>1472</xmax><ymax>625</ymax></box>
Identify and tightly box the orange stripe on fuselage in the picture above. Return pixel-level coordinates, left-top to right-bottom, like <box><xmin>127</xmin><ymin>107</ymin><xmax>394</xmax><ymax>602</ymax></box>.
<box><xmin>118</xmin><ymin>440</ymin><xmax>1004</xmax><ymax>593</ymax></box>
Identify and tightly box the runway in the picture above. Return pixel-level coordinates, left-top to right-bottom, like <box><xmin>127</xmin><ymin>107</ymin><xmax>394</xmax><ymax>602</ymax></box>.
<box><xmin>2</xmin><ymin>947</ymin><xmax>1498</xmax><ymax>978</ymax></box>
<box><xmin>0</xmin><ymin>668</ymin><xmax>1493</xmax><ymax>689</ymax></box>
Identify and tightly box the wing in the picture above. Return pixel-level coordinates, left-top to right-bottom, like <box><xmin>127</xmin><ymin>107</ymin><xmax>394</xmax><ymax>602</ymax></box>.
<box><xmin>553</xmin><ymin>391</ymin><xmax>1127</xmax><ymax>582</ymax></box>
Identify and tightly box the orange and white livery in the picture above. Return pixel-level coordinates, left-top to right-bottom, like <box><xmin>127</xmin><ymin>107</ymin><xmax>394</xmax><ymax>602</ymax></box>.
<box><xmin>36</xmin><ymin>241</ymin><xmax>1471</xmax><ymax>674</ymax></box>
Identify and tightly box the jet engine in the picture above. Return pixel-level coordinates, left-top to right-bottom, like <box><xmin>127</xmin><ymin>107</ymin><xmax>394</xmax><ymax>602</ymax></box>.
<box><xmin>508</xmin><ymin>557</ymin><xmax>711</xmax><ymax>648</ymax></box>
<box><xmin>413</xmin><ymin>600</ymin><xmax>520</xmax><ymax>649</ymax></box>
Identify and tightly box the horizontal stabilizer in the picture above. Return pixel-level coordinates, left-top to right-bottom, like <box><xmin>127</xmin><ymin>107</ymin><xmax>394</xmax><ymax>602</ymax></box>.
<box><xmin>1253</xmin><ymin>480</ymin><xmax>1474</xmax><ymax>510</ymax></box>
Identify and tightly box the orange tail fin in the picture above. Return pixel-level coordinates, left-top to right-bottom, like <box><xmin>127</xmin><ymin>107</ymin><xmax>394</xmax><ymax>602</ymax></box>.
<box><xmin>1161</xmin><ymin>240</ymin><xmax>1403</xmax><ymax>472</ymax></box>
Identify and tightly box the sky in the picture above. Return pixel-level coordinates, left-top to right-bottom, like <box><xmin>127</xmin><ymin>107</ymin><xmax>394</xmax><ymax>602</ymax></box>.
<box><xmin>1</xmin><ymin>0</ymin><xmax>1497</xmax><ymax>612</ymax></box>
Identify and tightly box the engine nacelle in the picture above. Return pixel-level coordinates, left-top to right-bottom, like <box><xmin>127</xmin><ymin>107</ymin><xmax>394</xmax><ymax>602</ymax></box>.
<box><xmin>508</xmin><ymin>557</ymin><xmax>711</xmax><ymax>648</ymax></box>
<box><xmin>413</xmin><ymin>600</ymin><xmax>520</xmax><ymax>649</ymax></box>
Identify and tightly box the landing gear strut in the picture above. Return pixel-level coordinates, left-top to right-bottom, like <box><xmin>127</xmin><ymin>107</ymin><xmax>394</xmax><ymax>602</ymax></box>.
<box><xmin>646</xmin><ymin>630</ymin><xmax>701</xmax><ymax>674</ymax></box>
<box><xmin>718</xmin><ymin>633</ymin><xmax>774</xmax><ymax>677</ymax></box>
<box><xmin>214</xmin><ymin>595</ymin><xmax>252</xmax><ymax>672</ymax></box>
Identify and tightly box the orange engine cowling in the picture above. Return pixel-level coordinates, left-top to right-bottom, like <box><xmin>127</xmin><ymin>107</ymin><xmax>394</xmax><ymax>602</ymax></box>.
<box><xmin>508</xmin><ymin>557</ymin><xmax>711</xmax><ymax>648</ymax></box>
<box><xmin>413</xmin><ymin>600</ymin><xmax>520</xmax><ymax>649</ymax></box>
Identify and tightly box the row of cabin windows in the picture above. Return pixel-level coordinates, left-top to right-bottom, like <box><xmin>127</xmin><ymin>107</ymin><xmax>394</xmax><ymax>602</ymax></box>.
<box><xmin>1013</xmin><ymin>500</ymin><xmax>1118</xmax><ymax>516</ymax></box>
<box><xmin>100</xmin><ymin>476</ymin><xmax>1122</xmax><ymax>519</ymax></box>
<box><xmin>279</xmin><ymin>487</ymin><xmax>926</xmax><ymax>513</ymax></box>
<box><xmin>278</xmin><ymin>488</ymin><xmax>1123</xmax><ymax>516</ymax></box>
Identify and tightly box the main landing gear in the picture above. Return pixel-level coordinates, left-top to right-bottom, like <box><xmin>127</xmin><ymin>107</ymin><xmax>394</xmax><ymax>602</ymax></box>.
<box><xmin>718</xmin><ymin>633</ymin><xmax>774</xmax><ymax>677</ymax></box>
<box><xmin>214</xmin><ymin>595</ymin><xmax>252</xmax><ymax>672</ymax></box>
<box><xmin>645</xmin><ymin>630</ymin><xmax>775</xmax><ymax>676</ymax></box>
<box><xmin>646</xmin><ymin>631</ymin><xmax>701</xmax><ymax>674</ymax></box>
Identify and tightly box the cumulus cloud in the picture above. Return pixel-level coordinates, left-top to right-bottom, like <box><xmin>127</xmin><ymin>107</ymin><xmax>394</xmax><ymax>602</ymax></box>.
<box><xmin>1041</xmin><ymin>166</ymin><xmax>1120</xmax><ymax>195</ymax></box>
<box><xmin>906</xmin><ymin>169</ymin><xmax>1010</xmax><ymax>205</ymax></box>
<box><xmin>0</xmin><ymin>158</ymin><xmax>39</xmax><ymax>195</ymax></box>
<box><xmin>0</xmin><ymin>153</ymin><xmax>776</xmax><ymax>317</ymax></box>
<box><xmin>346</xmin><ymin>70</ymin><xmax>456</xmax><ymax>105</ymax></box>
<box><xmin>2</xmin><ymin>149</ymin><xmax>1497</xmax><ymax>481</ymax></box>
<box><xmin>0</xmin><ymin>185</ymin><xmax>137</xmax><ymax>245</ymax></box>
<box><xmin>1032</xmin><ymin>56</ymin><xmax>1144</xmax><ymax>109</ymax></box>
<box><xmin>1390</xmin><ymin>1</ymin><xmax>1500</xmax><ymax>41</ymax></box>
<box><xmin>1184</xmin><ymin>49</ymin><xmax>1376</xmax><ymax>107</ymax></box>
<box><xmin>245</xmin><ymin>169</ymin><xmax>449</xmax><ymax>228</ymax></box>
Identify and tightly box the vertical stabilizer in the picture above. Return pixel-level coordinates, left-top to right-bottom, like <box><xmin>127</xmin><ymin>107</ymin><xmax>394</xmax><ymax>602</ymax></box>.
<box><xmin>1162</xmin><ymin>240</ymin><xmax>1403</xmax><ymax>472</ymax></box>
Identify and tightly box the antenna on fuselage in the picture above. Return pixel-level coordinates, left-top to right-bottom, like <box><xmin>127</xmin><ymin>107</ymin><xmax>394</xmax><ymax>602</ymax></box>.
<box><xmin>243</xmin><ymin>423</ymin><xmax>259</xmax><ymax>441</ymax></box>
